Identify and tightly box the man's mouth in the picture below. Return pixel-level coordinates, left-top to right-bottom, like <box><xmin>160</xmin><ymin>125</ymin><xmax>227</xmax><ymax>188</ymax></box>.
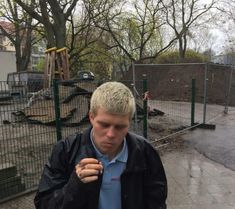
<box><xmin>102</xmin><ymin>142</ymin><xmax>114</xmax><ymax>148</ymax></box>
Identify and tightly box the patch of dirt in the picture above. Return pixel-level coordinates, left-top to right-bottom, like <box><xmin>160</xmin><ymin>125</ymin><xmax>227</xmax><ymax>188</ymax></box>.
<box><xmin>147</xmin><ymin>116</ymin><xmax>188</xmax><ymax>155</ymax></box>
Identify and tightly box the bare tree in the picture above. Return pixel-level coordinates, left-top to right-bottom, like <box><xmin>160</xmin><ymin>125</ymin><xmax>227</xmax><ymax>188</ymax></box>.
<box><xmin>217</xmin><ymin>0</ymin><xmax>235</xmax><ymax>22</ymax></box>
<box><xmin>67</xmin><ymin>1</ymin><xmax>106</xmax><ymax>69</ymax></box>
<box><xmin>0</xmin><ymin>0</ymin><xmax>37</xmax><ymax>72</ymax></box>
<box><xmin>162</xmin><ymin>0</ymin><xmax>217</xmax><ymax>61</ymax></box>
<box><xmin>189</xmin><ymin>26</ymin><xmax>216</xmax><ymax>53</ymax></box>
<box><xmin>13</xmin><ymin>0</ymin><xmax>116</xmax><ymax>77</ymax></box>
<box><xmin>93</xmin><ymin>0</ymin><xmax>178</xmax><ymax>63</ymax></box>
<box><xmin>14</xmin><ymin>0</ymin><xmax>79</xmax><ymax>48</ymax></box>
<box><xmin>215</xmin><ymin>0</ymin><xmax>235</xmax><ymax>47</ymax></box>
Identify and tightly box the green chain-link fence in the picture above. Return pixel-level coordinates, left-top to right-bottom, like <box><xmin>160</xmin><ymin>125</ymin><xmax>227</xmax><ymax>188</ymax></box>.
<box><xmin>0</xmin><ymin>79</ymin><xmax>146</xmax><ymax>204</ymax></box>
<box><xmin>126</xmin><ymin>63</ymin><xmax>234</xmax><ymax>142</ymax></box>
<box><xmin>1</xmin><ymin>62</ymin><xmax>233</xmax><ymax>207</ymax></box>
<box><xmin>0</xmin><ymin>81</ymin><xmax>57</xmax><ymax>202</ymax></box>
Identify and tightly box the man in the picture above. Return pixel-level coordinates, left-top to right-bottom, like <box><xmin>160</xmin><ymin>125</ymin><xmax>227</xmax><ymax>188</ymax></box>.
<box><xmin>34</xmin><ymin>81</ymin><xmax>167</xmax><ymax>209</ymax></box>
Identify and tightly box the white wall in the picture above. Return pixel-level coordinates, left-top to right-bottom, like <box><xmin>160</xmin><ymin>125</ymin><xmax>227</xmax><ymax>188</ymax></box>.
<box><xmin>2</xmin><ymin>37</ymin><xmax>15</xmax><ymax>52</ymax></box>
<box><xmin>0</xmin><ymin>51</ymin><xmax>16</xmax><ymax>81</ymax></box>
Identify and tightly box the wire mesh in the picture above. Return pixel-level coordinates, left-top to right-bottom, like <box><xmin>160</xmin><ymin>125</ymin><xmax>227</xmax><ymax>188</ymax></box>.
<box><xmin>0</xmin><ymin>79</ymin><xmax>145</xmax><ymax>205</ymax></box>
<box><xmin>204</xmin><ymin>64</ymin><xmax>233</xmax><ymax>121</ymax></box>
<box><xmin>56</xmin><ymin>80</ymin><xmax>97</xmax><ymax>138</ymax></box>
<box><xmin>0</xmin><ymin>81</ymin><xmax>56</xmax><ymax>202</ymax></box>
<box><xmin>0</xmin><ymin>63</ymin><xmax>232</xmax><ymax>207</ymax></box>
<box><xmin>129</xmin><ymin>63</ymin><xmax>233</xmax><ymax>141</ymax></box>
<box><xmin>120</xmin><ymin>80</ymin><xmax>144</xmax><ymax>136</ymax></box>
<box><xmin>56</xmin><ymin>80</ymin><xmax>145</xmax><ymax>138</ymax></box>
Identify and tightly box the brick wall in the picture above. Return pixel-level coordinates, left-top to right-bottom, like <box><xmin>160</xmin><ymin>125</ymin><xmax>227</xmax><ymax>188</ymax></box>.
<box><xmin>121</xmin><ymin>63</ymin><xmax>235</xmax><ymax>106</ymax></box>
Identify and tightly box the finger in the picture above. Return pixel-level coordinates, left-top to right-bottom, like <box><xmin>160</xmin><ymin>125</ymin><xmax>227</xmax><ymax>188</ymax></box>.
<box><xmin>75</xmin><ymin>163</ymin><xmax>84</xmax><ymax>171</ymax></box>
<box><xmin>81</xmin><ymin>175</ymin><xmax>98</xmax><ymax>183</ymax></box>
<box><xmin>75</xmin><ymin>165</ymin><xmax>103</xmax><ymax>179</ymax></box>
<box><xmin>79</xmin><ymin>158</ymin><xmax>99</xmax><ymax>166</ymax></box>
<box><xmin>79</xmin><ymin>169</ymin><xmax>100</xmax><ymax>178</ymax></box>
<box><xmin>78</xmin><ymin>160</ymin><xmax>102</xmax><ymax>171</ymax></box>
<box><xmin>84</xmin><ymin>163</ymin><xmax>103</xmax><ymax>172</ymax></box>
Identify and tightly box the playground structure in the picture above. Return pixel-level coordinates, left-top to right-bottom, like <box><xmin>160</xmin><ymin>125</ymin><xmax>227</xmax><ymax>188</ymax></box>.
<box><xmin>44</xmin><ymin>47</ymin><xmax>70</xmax><ymax>88</ymax></box>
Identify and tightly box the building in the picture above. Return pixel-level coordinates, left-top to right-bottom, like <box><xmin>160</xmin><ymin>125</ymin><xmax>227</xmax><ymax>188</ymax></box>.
<box><xmin>0</xmin><ymin>21</ymin><xmax>15</xmax><ymax>51</ymax></box>
<box><xmin>0</xmin><ymin>51</ymin><xmax>16</xmax><ymax>81</ymax></box>
<box><xmin>0</xmin><ymin>21</ymin><xmax>46</xmax><ymax>73</ymax></box>
<box><xmin>212</xmin><ymin>54</ymin><xmax>235</xmax><ymax>65</ymax></box>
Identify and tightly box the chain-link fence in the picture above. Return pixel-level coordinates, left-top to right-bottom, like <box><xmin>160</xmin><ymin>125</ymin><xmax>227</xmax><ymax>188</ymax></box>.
<box><xmin>53</xmin><ymin>79</ymin><xmax>146</xmax><ymax>139</ymax></box>
<box><xmin>0</xmin><ymin>79</ymin><xmax>146</xmax><ymax>205</ymax></box>
<box><xmin>0</xmin><ymin>62</ymin><xmax>233</xmax><ymax>206</ymax></box>
<box><xmin>124</xmin><ymin>63</ymin><xmax>234</xmax><ymax>141</ymax></box>
<box><xmin>0</xmin><ymin>81</ymin><xmax>57</xmax><ymax>203</ymax></box>
<box><xmin>119</xmin><ymin>79</ymin><xmax>145</xmax><ymax>136</ymax></box>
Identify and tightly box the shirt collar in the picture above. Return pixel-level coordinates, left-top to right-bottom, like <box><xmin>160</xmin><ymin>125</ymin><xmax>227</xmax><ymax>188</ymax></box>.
<box><xmin>90</xmin><ymin>129</ymin><xmax>128</xmax><ymax>163</ymax></box>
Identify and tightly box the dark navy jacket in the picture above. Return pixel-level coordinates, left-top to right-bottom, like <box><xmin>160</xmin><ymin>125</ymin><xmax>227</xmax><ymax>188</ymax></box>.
<box><xmin>34</xmin><ymin>127</ymin><xmax>167</xmax><ymax>209</ymax></box>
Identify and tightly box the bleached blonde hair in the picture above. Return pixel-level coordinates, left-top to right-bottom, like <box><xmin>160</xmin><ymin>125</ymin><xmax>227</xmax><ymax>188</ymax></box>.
<box><xmin>90</xmin><ymin>82</ymin><xmax>135</xmax><ymax>120</ymax></box>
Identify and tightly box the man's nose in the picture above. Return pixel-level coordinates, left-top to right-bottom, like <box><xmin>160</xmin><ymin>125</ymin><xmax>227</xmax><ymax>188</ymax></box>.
<box><xmin>106</xmin><ymin>127</ymin><xmax>116</xmax><ymax>138</ymax></box>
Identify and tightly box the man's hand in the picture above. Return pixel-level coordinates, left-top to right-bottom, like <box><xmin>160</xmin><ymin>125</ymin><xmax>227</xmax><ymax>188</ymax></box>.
<box><xmin>75</xmin><ymin>158</ymin><xmax>103</xmax><ymax>183</ymax></box>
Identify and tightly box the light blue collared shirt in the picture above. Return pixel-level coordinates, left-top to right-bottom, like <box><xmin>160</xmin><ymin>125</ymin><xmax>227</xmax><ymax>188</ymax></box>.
<box><xmin>90</xmin><ymin>130</ymin><xmax>128</xmax><ymax>209</ymax></box>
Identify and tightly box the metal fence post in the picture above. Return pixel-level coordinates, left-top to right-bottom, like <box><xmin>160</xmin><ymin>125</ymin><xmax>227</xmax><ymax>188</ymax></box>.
<box><xmin>224</xmin><ymin>66</ymin><xmax>234</xmax><ymax>114</ymax></box>
<box><xmin>191</xmin><ymin>78</ymin><xmax>196</xmax><ymax>126</ymax></box>
<box><xmin>53</xmin><ymin>79</ymin><xmax>62</xmax><ymax>141</ymax></box>
<box><xmin>203</xmin><ymin>63</ymin><xmax>208</xmax><ymax>124</ymax></box>
<box><xmin>143</xmin><ymin>75</ymin><xmax>148</xmax><ymax>139</ymax></box>
<box><xmin>132</xmin><ymin>62</ymin><xmax>138</xmax><ymax>132</ymax></box>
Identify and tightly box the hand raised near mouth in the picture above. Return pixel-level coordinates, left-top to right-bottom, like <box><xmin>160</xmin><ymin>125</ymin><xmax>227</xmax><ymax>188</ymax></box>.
<box><xmin>75</xmin><ymin>158</ymin><xmax>103</xmax><ymax>183</ymax></box>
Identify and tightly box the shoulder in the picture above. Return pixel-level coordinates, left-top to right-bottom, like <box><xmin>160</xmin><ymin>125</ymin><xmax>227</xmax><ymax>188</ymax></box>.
<box><xmin>55</xmin><ymin>126</ymin><xmax>92</xmax><ymax>151</ymax></box>
<box><xmin>48</xmin><ymin>132</ymin><xmax>82</xmax><ymax>166</ymax></box>
<box><xmin>126</xmin><ymin>132</ymin><xmax>154</xmax><ymax>150</ymax></box>
<box><xmin>125</xmin><ymin>132</ymin><xmax>164</xmax><ymax>172</ymax></box>
<box><xmin>54</xmin><ymin>132</ymin><xmax>82</xmax><ymax>153</ymax></box>
<box><xmin>126</xmin><ymin>131</ymin><xmax>161</xmax><ymax>160</ymax></box>
<box><xmin>126</xmin><ymin>131</ymin><xmax>145</xmax><ymax>143</ymax></box>
<box><xmin>52</xmin><ymin>127</ymin><xmax>94</xmax><ymax>165</ymax></box>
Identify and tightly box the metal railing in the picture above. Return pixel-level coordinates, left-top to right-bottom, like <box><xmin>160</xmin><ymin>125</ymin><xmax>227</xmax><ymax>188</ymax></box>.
<box><xmin>130</xmin><ymin>63</ymin><xmax>234</xmax><ymax>142</ymax></box>
<box><xmin>0</xmin><ymin>79</ymin><xmax>145</xmax><ymax>203</ymax></box>
<box><xmin>0</xmin><ymin>62</ymin><xmax>234</xmax><ymax>204</ymax></box>
<box><xmin>0</xmin><ymin>81</ymin><xmax>57</xmax><ymax>202</ymax></box>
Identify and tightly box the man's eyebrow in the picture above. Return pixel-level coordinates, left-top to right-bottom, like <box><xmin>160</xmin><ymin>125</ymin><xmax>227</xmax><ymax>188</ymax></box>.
<box><xmin>97</xmin><ymin>121</ymin><xmax>128</xmax><ymax>129</ymax></box>
<box><xmin>97</xmin><ymin>121</ymin><xmax>110</xmax><ymax>126</ymax></box>
<box><xmin>115</xmin><ymin>124</ymin><xmax>128</xmax><ymax>129</ymax></box>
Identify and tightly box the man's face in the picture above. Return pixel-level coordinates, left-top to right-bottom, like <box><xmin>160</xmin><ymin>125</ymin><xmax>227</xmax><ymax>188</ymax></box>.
<box><xmin>89</xmin><ymin>108</ymin><xmax>130</xmax><ymax>159</ymax></box>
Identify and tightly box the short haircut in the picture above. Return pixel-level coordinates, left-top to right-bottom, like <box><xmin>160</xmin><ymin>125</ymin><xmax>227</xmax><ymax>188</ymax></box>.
<box><xmin>90</xmin><ymin>81</ymin><xmax>136</xmax><ymax>119</ymax></box>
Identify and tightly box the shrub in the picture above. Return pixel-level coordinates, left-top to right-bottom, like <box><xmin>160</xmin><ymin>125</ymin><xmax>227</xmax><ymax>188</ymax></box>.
<box><xmin>156</xmin><ymin>50</ymin><xmax>208</xmax><ymax>64</ymax></box>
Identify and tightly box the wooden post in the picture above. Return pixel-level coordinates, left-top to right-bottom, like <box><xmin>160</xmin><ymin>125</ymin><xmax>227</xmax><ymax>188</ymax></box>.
<box><xmin>44</xmin><ymin>47</ymin><xmax>57</xmax><ymax>88</ymax></box>
<box><xmin>56</xmin><ymin>47</ymin><xmax>69</xmax><ymax>80</ymax></box>
<box><xmin>44</xmin><ymin>47</ymin><xmax>69</xmax><ymax>88</ymax></box>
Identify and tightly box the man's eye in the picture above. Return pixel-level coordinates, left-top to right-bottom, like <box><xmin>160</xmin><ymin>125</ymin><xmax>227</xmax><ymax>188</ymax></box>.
<box><xmin>100</xmin><ymin>123</ymin><xmax>110</xmax><ymax>128</ymax></box>
<box><xmin>115</xmin><ymin>125</ymin><xmax>126</xmax><ymax>130</ymax></box>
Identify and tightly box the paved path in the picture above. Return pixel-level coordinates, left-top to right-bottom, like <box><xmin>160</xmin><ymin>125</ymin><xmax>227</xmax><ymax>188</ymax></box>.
<box><xmin>163</xmin><ymin>145</ymin><xmax>235</xmax><ymax>209</ymax></box>
<box><xmin>183</xmin><ymin>110</ymin><xmax>235</xmax><ymax>171</ymax></box>
<box><xmin>163</xmin><ymin>109</ymin><xmax>235</xmax><ymax>209</ymax></box>
<box><xmin>0</xmin><ymin>192</ymin><xmax>35</xmax><ymax>209</ymax></box>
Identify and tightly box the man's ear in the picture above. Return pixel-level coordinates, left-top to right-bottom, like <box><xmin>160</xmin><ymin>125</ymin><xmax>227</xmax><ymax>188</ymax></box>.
<box><xmin>89</xmin><ymin>112</ymin><xmax>94</xmax><ymax>123</ymax></box>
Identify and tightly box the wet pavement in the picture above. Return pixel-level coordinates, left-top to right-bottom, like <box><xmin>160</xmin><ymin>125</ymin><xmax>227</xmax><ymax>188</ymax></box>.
<box><xmin>182</xmin><ymin>110</ymin><xmax>235</xmax><ymax>171</ymax></box>
<box><xmin>0</xmin><ymin>111</ymin><xmax>235</xmax><ymax>209</ymax></box>
<box><xmin>162</xmin><ymin>146</ymin><xmax>235</xmax><ymax>209</ymax></box>
<box><xmin>162</xmin><ymin>109</ymin><xmax>235</xmax><ymax>209</ymax></box>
